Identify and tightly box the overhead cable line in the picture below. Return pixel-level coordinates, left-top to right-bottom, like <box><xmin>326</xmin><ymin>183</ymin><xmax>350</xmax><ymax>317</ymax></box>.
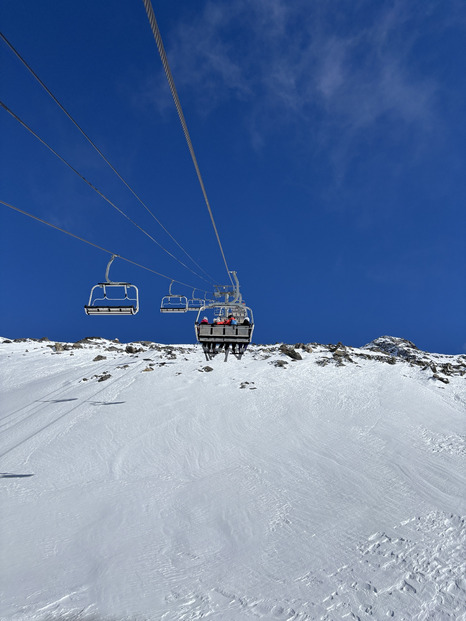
<box><xmin>142</xmin><ymin>0</ymin><xmax>234</xmax><ymax>287</ymax></box>
<box><xmin>0</xmin><ymin>99</ymin><xmax>213</xmax><ymax>286</ymax></box>
<box><xmin>0</xmin><ymin>198</ymin><xmax>206</xmax><ymax>291</ymax></box>
<box><xmin>0</xmin><ymin>31</ymin><xmax>216</xmax><ymax>287</ymax></box>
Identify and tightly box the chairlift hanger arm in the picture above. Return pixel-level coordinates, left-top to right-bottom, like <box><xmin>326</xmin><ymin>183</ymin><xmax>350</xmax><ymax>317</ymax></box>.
<box><xmin>105</xmin><ymin>254</ymin><xmax>118</xmax><ymax>283</ymax></box>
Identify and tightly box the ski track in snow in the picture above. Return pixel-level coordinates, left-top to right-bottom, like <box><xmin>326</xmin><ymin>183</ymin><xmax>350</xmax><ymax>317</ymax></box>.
<box><xmin>0</xmin><ymin>338</ymin><xmax>465</xmax><ymax>621</ymax></box>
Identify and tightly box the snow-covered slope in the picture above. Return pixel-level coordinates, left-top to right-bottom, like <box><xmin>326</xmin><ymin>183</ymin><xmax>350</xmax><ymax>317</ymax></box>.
<box><xmin>1</xmin><ymin>336</ymin><xmax>465</xmax><ymax>621</ymax></box>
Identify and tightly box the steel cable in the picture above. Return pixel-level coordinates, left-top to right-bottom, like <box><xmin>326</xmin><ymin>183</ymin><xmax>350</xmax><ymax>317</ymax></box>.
<box><xmin>142</xmin><ymin>0</ymin><xmax>234</xmax><ymax>287</ymax></box>
<box><xmin>0</xmin><ymin>198</ymin><xmax>206</xmax><ymax>291</ymax></box>
<box><xmin>0</xmin><ymin>99</ymin><xmax>213</xmax><ymax>286</ymax></box>
<box><xmin>0</xmin><ymin>31</ymin><xmax>217</xmax><ymax>286</ymax></box>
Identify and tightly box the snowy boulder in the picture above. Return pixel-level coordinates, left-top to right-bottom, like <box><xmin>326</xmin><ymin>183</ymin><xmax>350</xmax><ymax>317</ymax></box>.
<box><xmin>126</xmin><ymin>345</ymin><xmax>144</xmax><ymax>354</ymax></box>
<box><xmin>279</xmin><ymin>345</ymin><xmax>303</xmax><ymax>360</ymax></box>
<box><xmin>75</xmin><ymin>336</ymin><xmax>103</xmax><ymax>344</ymax></box>
<box><xmin>364</xmin><ymin>336</ymin><xmax>419</xmax><ymax>360</ymax></box>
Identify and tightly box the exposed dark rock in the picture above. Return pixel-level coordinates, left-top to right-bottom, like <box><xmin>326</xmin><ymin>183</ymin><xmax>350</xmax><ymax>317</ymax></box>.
<box><xmin>240</xmin><ymin>381</ymin><xmax>255</xmax><ymax>389</ymax></box>
<box><xmin>72</xmin><ymin>343</ymin><xmax>83</xmax><ymax>349</ymax></box>
<box><xmin>105</xmin><ymin>346</ymin><xmax>121</xmax><ymax>352</ymax></box>
<box><xmin>142</xmin><ymin>367</ymin><xmax>154</xmax><ymax>372</ymax></box>
<box><xmin>272</xmin><ymin>360</ymin><xmax>288</xmax><ymax>368</ymax></box>
<box><xmin>279</xmin><ymin>345</ymin><xmax>303</xmax><ymax>360</ymax></box>
<box><xmin>39</xmin><ymin>337</ymin><xmax>50</xmax><ymax>342</ymax></box>
<box><xmin>364</xmin><ymin>336</ymin><xmax>419</xmax><ymax>360</ymax></box>
<box><xmin>93</xmin><ymin>355</ymin><xmax>106</xmax><ymax>362</ymax></box>
<box><xmin>293</xmin><ymin>343</ymin><xmax>313</xmax><ymax>353</ymax></box>
<box><xmin>75</xmin><ymin>337</ymin><xmax>103</xmax><ymax>345</ymax></box>
<box><xmin>329</xmin><ymin>342</ymin><xmax>346</xmax><ymax>353</ymax></box>
<box><xmin>97</xmin><ymin>373</ymin><xmax>111</xmax><ymax>382</ymax></box>
<box><xmin>54</xmin><ymin>343</ymin><xmax>64</xmax><ymax>352</ymax></box>
<box><xmin>199</xmin><ymin>366</ymin><xmax>213</xmax><ymax>372</ymax></box>
<box><xmin>316</xmin><ymin>359</ymin><xmax>330</xmax><ymax>366</ymax></box>
<box><xmin>126</xmin><ymin>345</ymin><xmax>143</xmax><ymax>354</ymax></box>
<box><xmin>3</xmin><ymin>339</ymin><xmax>12</xmax><ymax>344</ymax></box>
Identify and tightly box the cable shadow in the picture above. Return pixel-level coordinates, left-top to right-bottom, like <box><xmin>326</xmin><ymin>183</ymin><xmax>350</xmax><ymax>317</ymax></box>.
<box><xmin>1</xmin><ymin>473</ymin><xmax>34</xmax><ymax>478</ymax></box>
<box><xmin>89</xmin><ymin>401</ymin><xmax>126</xmax><ymax>406</ymax></box>
<box><xmin>40</xmin><ymin>398</ymin><xmax>79</xmax><ymax>403</ymax></box>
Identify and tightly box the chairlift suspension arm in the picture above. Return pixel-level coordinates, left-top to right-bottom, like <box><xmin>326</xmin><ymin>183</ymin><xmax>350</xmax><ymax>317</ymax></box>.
<box><xmin>105</xmin><ymin>254</ymin><xmax>117</xmax><ymax>283</ymax></box>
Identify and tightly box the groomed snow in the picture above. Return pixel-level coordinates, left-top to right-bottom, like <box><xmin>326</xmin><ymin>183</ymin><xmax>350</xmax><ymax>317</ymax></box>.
<box><xmin>1</xmin><ymin>337</ymin><xmax>465</xmax><ymax>621</ymax></box>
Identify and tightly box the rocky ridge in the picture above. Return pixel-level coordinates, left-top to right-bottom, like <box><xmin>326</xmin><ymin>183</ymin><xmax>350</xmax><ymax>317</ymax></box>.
<box><xmin>1</xmin><ymin>335</ymin><xmax>464</xmax><ymax>385</ymax></box>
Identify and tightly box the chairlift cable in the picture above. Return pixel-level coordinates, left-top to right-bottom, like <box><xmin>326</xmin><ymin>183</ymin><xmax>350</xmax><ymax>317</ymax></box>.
<box><xmin>0</xmin><ymin>31</ymin><xmax>217</xmax><ymax>287</ymax></box>
<box><xmin>0</xmin><ymin>198</ymin><xmax>207</xmax><ymax>290</ymax></box>
<box><xmin>142</xmin><ymin>0</ymin><xmax>234</xmax><ymax>287</ymax></box>
<box><xmin>0</xmin><ymin>99</ymin><xmax>213</xmax><ymax>286</ymax></box>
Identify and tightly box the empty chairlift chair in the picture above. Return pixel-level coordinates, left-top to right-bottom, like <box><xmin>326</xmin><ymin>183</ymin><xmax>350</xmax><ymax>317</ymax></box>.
<box><xmin>186</xmin><ymin>289</ymin><xmax>206</xmax><ymax>312</ymax></box>
<box><xmin>84</xmin><ymin>255</ymin><xmax>139</xmax><ymax>316</ymax></box>
<box><xmin>160</xmin><ymin>281</ymin><xmax>188</xmax><ymax>313</ymax></box>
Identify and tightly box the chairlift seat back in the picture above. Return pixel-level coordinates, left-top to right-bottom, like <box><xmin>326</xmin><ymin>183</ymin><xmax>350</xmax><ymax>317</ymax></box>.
<box><xmin>85</xmin><ymin>282</ymin><xmax>139</xmax><ymax>316</ymax></box>
<box><xmin>160</xmin><ymin>295</ymin><xmax>188</xmax><ymax>313</ymax></box>
<box><xmin>197</xmin><ymin>323</ymin><xmax>254</xmax><ymax>343</ymax></box>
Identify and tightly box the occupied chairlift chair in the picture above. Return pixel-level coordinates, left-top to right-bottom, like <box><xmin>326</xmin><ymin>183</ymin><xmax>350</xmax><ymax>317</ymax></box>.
<box><xmin>195</xmin><ymin>304</ymin><xmax>254</xmax><ymax>361</ymax></box>
<box><xmin>84</xmin><ymin>255</ymin><xmax>139</xmax><ymax>315</ymax></box>
<box><xmin>160</xmin><ymin>281</ymin><xmax>188</xmax><ymax>313</ymax></box>
<box><xmin>195</xmin><ymin>273</ymin><xmax>254</xmax><ymax>361</ymax></box>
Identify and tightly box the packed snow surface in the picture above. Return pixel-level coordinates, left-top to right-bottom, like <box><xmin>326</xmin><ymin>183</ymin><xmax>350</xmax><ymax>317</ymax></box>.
<box><xmin>1</xmin><ymin>336</ymin><xmax>465</xmax><ymax>621</ymax></box>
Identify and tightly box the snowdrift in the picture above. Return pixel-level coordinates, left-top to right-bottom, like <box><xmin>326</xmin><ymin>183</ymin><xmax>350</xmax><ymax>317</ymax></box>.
<box><xmin>1</xmin><ymin>336</ymin><xmax>465</xmax><ymax>621</ymax></box>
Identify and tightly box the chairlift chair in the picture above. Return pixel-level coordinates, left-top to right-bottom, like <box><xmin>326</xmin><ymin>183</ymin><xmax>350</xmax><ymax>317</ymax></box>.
<box><xmin>85</xmin><ymin>255</ymin><xmax>139</xmax><ymax>316</ymax></box>
<box><xmin>160</xmin><ymin>281</ymin><xmax>188</xmax><ymax>313</ymax></box>
<box><xmin>187</xmin><ymin>289</ymin><xmax>207</xmax><ymax>311</ymax></box>
<box><xmin>195</xmin><ymin>303</ymin><xmax>254</xmax><ymax>361</ymax></box>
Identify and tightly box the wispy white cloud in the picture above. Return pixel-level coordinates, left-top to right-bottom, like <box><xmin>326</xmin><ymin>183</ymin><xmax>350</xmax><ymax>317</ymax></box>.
<box><xmin>143</xmin><ymin>0</ymin><xmax>450</xmax><ymax>178</ymax></box>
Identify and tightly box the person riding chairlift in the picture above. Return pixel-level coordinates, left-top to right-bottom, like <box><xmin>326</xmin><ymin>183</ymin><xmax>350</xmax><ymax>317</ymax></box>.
<box><xmin>200</xmin><ymin>316</ymin><xmax>209</xmax><ymax>324</ymax></box>
<box><xmin>225</xmin><ymin>315</ymin><xmax>237</xmax><ymax>326</ymax></box>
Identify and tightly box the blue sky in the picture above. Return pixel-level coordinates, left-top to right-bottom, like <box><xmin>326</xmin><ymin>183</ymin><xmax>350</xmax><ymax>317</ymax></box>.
<box><xmin>1</xmin><ymin>0</ymin><xmax>465</xmax><ymax>353</ymax></box>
